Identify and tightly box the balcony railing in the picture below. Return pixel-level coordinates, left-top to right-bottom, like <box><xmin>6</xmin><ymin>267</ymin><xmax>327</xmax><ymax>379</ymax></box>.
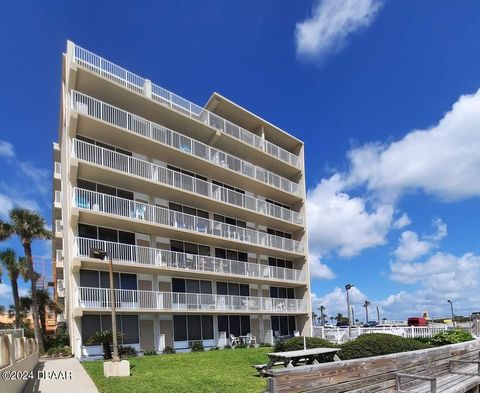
<box><xmin>54</xmin><ymin>190</ymin><xmax>62</xmax><ymax>206</ymax></box>
<box><xmin>76</xmin><ymin>287</ymin><xmax>306</xmax><ymax>313</ymax></box>
<box><xmin>72</xmin><ymin>43</ymin><xmax>301</xmax><ymax>168</ymax></box>
<box><xmin>54</xmin><ymin>162</ymin><xmax>61</xmax><ymax>178</ymax></box>
<box><xmin>72</xmin><ymin>139</ymin><xmax>303</xmax><ymax>226</ymax></box>
<box><xmin>73</xmin><ymin>188</ymin><xmax>305</xmax><ymax>254</ymax></box>
<box><xmin>71</xmin><ymin>90</ymin><xmax>301</xmax><ymax>197</ymax></box>
<box><xmin>55</xmin><ymin>220</ymin><xmax>63</xmax><ymax>234</ymax></box>
<box><xmin>74</xmin><ymin>237</ymin><xmax>306</xmax><ymax>283</ymax></box>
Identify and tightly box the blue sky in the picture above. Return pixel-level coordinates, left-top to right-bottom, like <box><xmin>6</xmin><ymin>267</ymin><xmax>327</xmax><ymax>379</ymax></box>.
<box><xmin>1</xmin><ymin>0</ymin><xmax>480</xmax><ymax>320</ymax></box>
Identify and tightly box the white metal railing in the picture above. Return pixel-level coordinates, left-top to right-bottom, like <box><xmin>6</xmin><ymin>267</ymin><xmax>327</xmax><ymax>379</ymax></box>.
<box><xmin>76</xmin><ymin>287</ymin><xmax>306</xmax><ymax>313</ymax></box>
<box><xmin>54</xmin><ymin>190</ymin><xmax>62</xmax><ymax>205</ymax></box>
<box><xmin>72</xmin><ymin>139</ymin><xmax>303</xmax><ymax>226</ymax></box>
<box><xmin>312</xmin><ymin>326</ymin><xmax>453</xmax><ymax>344</ymax></box>
<box><xmin>74</xmin><ymin>237</ymin><xmax>305</xmax><ymax>282</ymax></box>
<box><xmin>72</xmin><ymin>43</ymin><xmax>301</xmax><ymax>169</ymax></box>
<box><xmin>55</xmin><ymin>220</ymin><xmax>63</xmax><ymax>234</ymax></box>
<box><xmin>71</xmin><ymin>91</ymin><xmax>302</xmax><ymax>198</ymax></box>
<box><xmin>73</xmin><ymin>188</ymin><xmax>304</xmax><ymax>254</ymax></box>
<box><xmin>54</xmin><ymin>162</ymin><xmax>61</xmax><ymax>177</ymax></box>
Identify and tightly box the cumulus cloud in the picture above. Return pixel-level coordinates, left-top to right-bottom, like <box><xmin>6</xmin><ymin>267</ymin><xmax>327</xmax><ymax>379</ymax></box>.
<box><xmin>312</xmin><ymin>286</ymin><xmax>370</xmax><ymax>320</ymax></box>
<box><xmin>0</xmin><ymin>140</ymin><xmax>15</xmax><ymax>158</ymax></box>
<box><xmin>346</xmin><ymin>89</ymin><xmax>480</xmax><ymax>202</ymax></box>
<box><xmin>0</xmin><ymin>192</ymin><xmax>40</xmax><ymax>219</ymax></box>
<box><xmin>393</xmin><ymin>219</ymin><xmax>447</xmax><ymax>262</ymax></box>
<box><xmin>392</xmin><ymin>213</ymin><xmax>411</xmax><ymax>229</ymax></box>
<box><xmin>307</xmin><ymin>174</ymin><xmax>394</xmax><ymax>258</ymax></box>
<box><xmin>295</xmin><ymin>0</ymin><xmax>383</xmax><ymax>62</ymax></box>
<box><xmin>309</xmin><ymin>253</ymin><xmax>336</xmax><ymax>280</ymax></box>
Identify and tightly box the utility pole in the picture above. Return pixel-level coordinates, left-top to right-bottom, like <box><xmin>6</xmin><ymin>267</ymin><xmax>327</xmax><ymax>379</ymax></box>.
<box><xmin>364</xmin><ymin>300</ymin><xmax>371</xmax><ymax>324</ymax></box>
<box><xmin>376</xmin><ymin>306</ymin><xmax>380</xmax><ymax>323</ymax></box>
<box><xmin>447</xmin><ymin>300</ymin><xmax>455</xmax><ymax>328</ymax></box>
<box><xmin>351</xmin><ymin>306</ymin><xmax>355</xmax><ymax>326</ymax></box>
<box><xmin>345</xmin><ymin>284</ymin><xmax>354</xmax><ymax>338</ymax></box>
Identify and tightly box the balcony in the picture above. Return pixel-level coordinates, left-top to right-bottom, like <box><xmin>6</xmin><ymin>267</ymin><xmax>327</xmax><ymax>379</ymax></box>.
<box><xmin>73</xmin><ymin>188</ymin><xmax>305</xmax><ymax>255</ymax></box>
<box><xmin>74</xmin><ymin>237</ymin><xmax>306</xmax><ymax>284</ymax></box>
<box><xmin>54</xmin><ymin>162</ymin><xmax>61</xmax><ymax>179</ymax></box>
<box><xmin>55</xmin><ymin>220</ymin><xmax>63</xmax><ymax>238</ymax></box>
<box><xmin>72</xmin><ymin>43</ymin><xmax>300</xmax><ymax>170</ymax></box>
<box><xmin>76</xmin><ymin>287</ymin><xmax>307</xmax><ymax>314</ymax></box>
<box><xmin>54</xmin><ymin>191</ymin><xmax>62</xmax><ymax>209</ymax></box>
<box><xmin>71</xmin><ymin>91</ymin><xmax>301</xmax><ymax>197</ymax></box>
<box><xmin>72</xmin><ymin>139</ymin><xmax>304</xmax><ymax>227</ymax></box>
<box><xmin>57</xmin><ymin>279</ymin><xmax>65</xmax><ymax>298</ymax></box>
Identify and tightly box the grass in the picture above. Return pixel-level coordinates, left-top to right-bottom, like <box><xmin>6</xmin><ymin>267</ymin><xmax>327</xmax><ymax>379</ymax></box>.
<box><xmin>82</xmin><ymin>347</ymin><xmax>271</xmax><ymax>393</ymax></box>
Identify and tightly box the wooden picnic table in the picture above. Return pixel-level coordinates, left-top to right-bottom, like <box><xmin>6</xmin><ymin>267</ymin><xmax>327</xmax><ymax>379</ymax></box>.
<box><xmin>262</xmin><ymin>348</ymin><xmax>341</xmax><ymax>370</ymax></box>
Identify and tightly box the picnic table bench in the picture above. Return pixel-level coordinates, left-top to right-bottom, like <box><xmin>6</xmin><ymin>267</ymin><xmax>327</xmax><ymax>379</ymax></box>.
<box><xmin>264</xmin><ymin>340</ymin><xmax>480</xmax><ymax>392</ymax></box>
<box><xmin>253</xmin><ymin>347</ymin><xmax>340</xmax><ymax>374</ymax></box>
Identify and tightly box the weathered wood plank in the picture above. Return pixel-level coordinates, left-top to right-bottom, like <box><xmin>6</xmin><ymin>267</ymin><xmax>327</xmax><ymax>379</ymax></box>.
<box><xmin>266</xmin><ymin>340</ymin><xmax>480</xmax><ymax>393</ymax></box>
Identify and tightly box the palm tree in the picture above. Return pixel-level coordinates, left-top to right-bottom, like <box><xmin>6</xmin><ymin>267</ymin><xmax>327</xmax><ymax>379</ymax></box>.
<box><xmin>318</xmin><ymin>305</ymin><xmax>326</xmax><ymax>326</ymax></box>
<box><xmin>363</xmin><ymin>300</ymin><xmax>371</xmax><ymax>324</ymax></box>
<box><xmin>0</xmin><ymin>208</ymin><xmax>51</xmax><ymax>352</ymax></box>
<box><xmin>0</xmin><ymin>249</ymin><xmax>29</xmax><ymax>328</ymax></box>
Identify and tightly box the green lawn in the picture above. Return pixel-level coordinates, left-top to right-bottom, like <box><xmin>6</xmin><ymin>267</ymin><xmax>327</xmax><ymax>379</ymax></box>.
<box><xmin>82</xmin><ymin>347</ymin><xmax>271</xmax><ymax>393</ymax></box>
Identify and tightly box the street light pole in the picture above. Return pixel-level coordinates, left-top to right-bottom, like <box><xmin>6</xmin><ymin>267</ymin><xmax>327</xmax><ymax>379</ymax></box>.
<box><xmin>345</xmin><ymin>284</ymin><xmax>354</xmax><ymax>338</ymax></box>
<box><xmin>447</xmin><ymin>300</ymin><xmax>455</xmax><ymax>328</ymax></box>
<box><xmin>90</xmin><ymin>248</ymin><xmax>119</xmax><ymax>362</ymax></box>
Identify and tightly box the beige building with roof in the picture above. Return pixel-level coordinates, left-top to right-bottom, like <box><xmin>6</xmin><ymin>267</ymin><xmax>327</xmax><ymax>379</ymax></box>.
<box><xmin>53</xmin><ymin>41</ymin><xmax>311</xmax><ymax>357</ymax></box>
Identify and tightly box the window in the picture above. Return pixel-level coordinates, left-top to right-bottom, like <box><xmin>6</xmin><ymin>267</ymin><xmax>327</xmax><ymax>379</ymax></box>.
<box><xmin>82</xmin><ymin>315</ymin><xmax>138</xmax><ymax>345</ymax></box>
<box><xmin>80</xmin><ymin>270</ymin><xmax>136</xmax><ymax>290</ymax></box>
<box><xmin>174</xmin><ymin>315</ymin><xmax>214</xmax><ymax>342</ymax></box>
<box><xmin>215</xmin><ymin>248</ymin><xmax>248</xmax><ymax>262</ymax></box>
<box><xmin>270</xmin><ymin>286</ymin><xmax>295</xmax><ymax>299</ymax></box>
<box><xmin>167</xmin><ymin>165</ymin><xmax>208</xmax><ymax>182</ymax></box>
<box><xmin>267</xmin><ymin>228</ymin><xmax>292</xmax><ymax>239</ymax></box>
<box><xmin>169</xmin><ymin>202</ymin><xmax>209</xmax><ymax>219</ymax></box>
<box><xmin>170</xmin><ymin>240</ymin><xmax>210</xmax><ymax>256</ymax></box>
<box><xmin>77</xmin><ymin>136</ymin><xmax>132</xmax><ymax>156</ymax></box>
<box><xmin>212</xmin><ymin>180</ymin><xmax>245</xmax><ymax>195</ymax></box>
<box><xmin>214</xmin><ymin>214</ymin><xmax>246</xmax><ymax>228</ymax></box>
<box><xmin>173</xmin><ymin>278</ymin><xmax>212</xmax><ymax>294</ymax></box>
<box><xmin>217</xmin><ymin>282</ymin><xmax>249</xmax><ymax>296</ymax></box>
<box><xmin>269</xmin><ymin>257</ymin><xmax>293</xmax><ymax>269</ymax></box>
<box><xmin>266</xmin><ymin>198</ymin><xmax>291</xmax><ymax>210</ymax></box>
<box><xmin>217</xmin><ymin>315</ymin><xmax>251</xmax><ymax>337</ymax></box>
<box><xmin>78</xmin><ymin>224</ymin><xmax>97</xmax><ymax>239</ymax></box>
<box><xmin>174</xmin><ymin>316</ymin><xmax>187</xmax><ymax>341</ymax></box>
<box><xmin>271</xmin><ymin>316</ymin><xmax>296</xmax><ymax>337</ymax></box>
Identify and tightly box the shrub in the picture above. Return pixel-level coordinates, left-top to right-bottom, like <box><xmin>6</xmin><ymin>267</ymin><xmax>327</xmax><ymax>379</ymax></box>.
<box><xmin>163</xmin><ymin>346</ymin><xmax>176</xmax><ymax>354</ymax></box>
<box><xmin>191</xmin><ymin>342</ymin><xmax>204</xmax><ymax>352</ymax></box>
<box><xmin>429</xmin><ymin>330</ymin><xmax>474</xmax><ymax>346</ymax></box>
<box><xmin>118</xmin><ymin>346</ymin><xmax>137</xmax><ymax>358</ymax></box>
<box><xmin>339</xmin><ymin>333</ymin><xmax>431</xmax><ymax>360</ymax></box>
<box><xmin>143</xmin><ymin>349</ymin><xmax>157</xmax><ymax>356</ymax></box>
<box><xmin>46</xmin><ymin>345</ymin><xmax>71</xmax><ymax>357</ymax></box>
<box><xmin>259</xmin><ymin>342</ymin><xmax>273</xmax><ymax>348</ymax></box>
<box><xmin>44</xmin><ymin>328</ymin><xmax>70</xmax><ymax>351</ymax></box>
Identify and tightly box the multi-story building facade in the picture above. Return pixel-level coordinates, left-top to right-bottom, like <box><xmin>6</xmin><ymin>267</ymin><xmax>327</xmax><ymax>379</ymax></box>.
<box><xmin>53</xmin><ymin>41</ymin><xmax>311</xmax><ymax>357</ymax></box>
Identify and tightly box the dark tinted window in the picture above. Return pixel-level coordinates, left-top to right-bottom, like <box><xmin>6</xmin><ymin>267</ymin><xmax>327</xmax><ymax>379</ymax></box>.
<box><xmin>199</xmin><ymin>245</ymin><xmax>210</xmax><ymax>256</ymax></box>
<box><xmin>174</xmin><ymin>316</ymin><xmax>187</xmax><ymax>341</ymax></box>
<box><xmin>184</xmin><ymin>242</ymin><xmax>198</xmax><ymax>255</ymax></box>
<box><xmin>186</xmin><ymin>279</ymin><xmax>199</xmax><ymax>293</ymax></box>
<box><xmin>202</xmin><ymin>316</ymin><xmax>214</xmax><ymax>339</ymax></box>
<box><xmin>100</xmin><ymin>271</ymin><xmax>120</xmax><ymax>289</ymax></box>
<box><xmin>215</xmin><ymin>248</ymin><xmax>226</xmax><ymax>259</ymax></box>
<box><xmin>80</xmin><ymin>270</ymin><xmax>99</xmax><ymax>287</ymax></box>
<box><xmin>287</xmin><ymin>288</ymin><xmax>295</xmax><ymax>299</ymax></box>
<box><xmin>288</xmin><ymin>316</ymin><xmax>296</xmax><ymax>335</ymax></box>
<box><xmin>120</xmin><ymin>274</ymin><xmax>137</xmax><ymax>290</ymax></box>
<box><xmin>270</xmin><ymin>287</ymin><xmax>278</xmax><ymax>298</ymax></box>
<box><xmin>82</xmin><ymin>315</ymin><xmax>101</xmax><ymax>345</ymax></box>
<box><xmin>279</xmin><ymin>287</ymin><xmax>287</xmax><ymax>299</ymax></box>
<box><xmin>240</xmin><ymin>316</ymin><xmax>250</xmax><ymax>336</ymax></box>
<box><xmin>229</xmin><ymin>316</ymin><xmax>241</xmax><ymax>337</ymax></box>
<box><xmin>98</xmin><ymin>227</ymin><xmax>117</xmax><ymax>242</ymax></box>
<box><xmin>271</xmin><ymin>316</ymin><xmax>280</xmax><ymax>334</ymax></box>
<box><xmin>238</xmin><ymin>252</ymin><xmax>248</xmax><ymax>262</ymax></box>
<box><xmin>79</xmin><ymin>224</ymin><xmax>97</xmax><ymax>239</ymax></box>
<box><xmin>239</xmin><ymin>284</ymin><xmax>249</xmax><ymax>297</ymax></box>
<box><xmin>280</xmin><ymin>316</ymin><xmax>288</xmax><ymax>336</ymax></box>
<box><xmin>172</xmin><ymin>278</ymin><xmax>186</xmax><ymax>293</ymax></box>
<box><xmin>170</xmin><ymin>240</ymin><xmax>184</xmax><ymax>253</ymax></box>
<box><xmin>285</xmin><ymin>260</ymin><xmax>293</xmax><ymax>269</ymax></box>
<box><xmin>97</xmin><ymin>184</ymin><xmax>116</xmax><ymax>196</ymax></box>
<box><xmin>200</xmin><ymin>281</ymin><xmax>212</xmax><ymax>294</ymax></box>
<box><xmin>228</xmin><ymin>283</ymin><xmax>239</xmax><ymax>296</ymax></box>
<box><xmin>78</xmin><ymin>179</ymin><xmax>96</xmax><ymax>191</ymax></box>
<box><xmin>216</xmin><ymin>282</ymin><xmax>228</xmax><ymax>295</ymax></box>
<box><xmin>117</xmin><ymin>189</ymin><xmax>134</xmax><ymax>200</ymax></box>
<box><xmin>218</xmin><ymin>316</ymin><xmax>229</xmax><ymax>336</ymax></box>
<box><xmin>188</xmin><ymin>315</ymin><xmax>201</xmax><ymax>341</ymax></box>
<box><xmin>118</xmin><ymin>231</ymin><xmax>135</xmax><ymax>245</ymax></box>
<box><xmin>122</xmin><ymin>315</ymin><xmax>139</xmax><ymax>344</ymax></box>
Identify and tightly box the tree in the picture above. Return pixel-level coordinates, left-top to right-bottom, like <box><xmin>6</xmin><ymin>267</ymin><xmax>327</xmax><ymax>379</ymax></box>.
<box><xmin>0</xmin><ymin>208</ymin><xmax>51</xmax><ymax>352</ymax></box>
<box><xmin>36</xmin><ymin>289</ymin><xmax>59</xmax><ymax>336</ymax></box>
<box><xmin>335</xmin><ymin>313</ymin><xmax>349</xmax><ymax>326</ymax></box>
<box><xmin>318</xmin><ymin>305</ymin><xmax>326</xmax><ymax>326</ymax></box>
<box><xmin>0</xmin><ymin>249</ymin><xmax>29</xmax><ymax>328</ymax></box>
<box><xmin>364</xmin><ymin>300</ymin><xmax>371</xmax><ymax>324</ymax></box>
<box><xmin>87</xmin><ymin>330</ymin><xmax>124</xmax><ymax>360</ymax></box>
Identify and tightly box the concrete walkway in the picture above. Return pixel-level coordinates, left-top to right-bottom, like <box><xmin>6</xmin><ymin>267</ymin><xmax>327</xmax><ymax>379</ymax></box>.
<box><xmin>22</xmin><ymin>358</ymin><xmax>98</xmax><ymax>393</ymax></box>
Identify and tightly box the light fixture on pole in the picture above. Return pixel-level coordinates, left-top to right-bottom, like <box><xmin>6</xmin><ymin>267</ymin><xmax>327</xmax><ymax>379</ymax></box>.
<box><xmin>345</xmin><ymin>284</ymin><xmax>354</xmax><ymax>338</ymax></box>
<box><xmin>447</xmin><ymin>300</ymin><xmax>455</xmax><ymax>328</ymax></box>
<box><xmin>90</xmin><ymin>248</ymin><xmax>119</xmax><ymax>362</ymax></box>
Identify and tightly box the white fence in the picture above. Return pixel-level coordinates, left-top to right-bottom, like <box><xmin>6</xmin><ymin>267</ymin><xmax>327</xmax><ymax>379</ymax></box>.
<box><xmin>72</xmin><ymin>43</ymin><xmax>300</xmax><ymax>169</ymax></box>
<box><xmin>76</xmin><ymin>287</ymin><xmax>306</xmax><ymax>313</ymax></box>
<box><xmin>312</xmin><ymin>326</ymin><xmax>453</xmax><ymax>344</ymax></box>
<box><xmin>75</xmin><ymin>237</ymin><xmax>305</xmax><ymax>282</ymax></box>
<box><xmin>72</xmin><ymin>91</ymin><xmax>302</xmax><ymax>199</ymax></box>
<box><xmin>73</xmin><ymin>188</ymin><xmax>304</xmax><ymax>254</ymax></box>
<box><xmin>0</xmin><ymin>329</ymin><xmax>24</xmax><ymax>338</ymax></box>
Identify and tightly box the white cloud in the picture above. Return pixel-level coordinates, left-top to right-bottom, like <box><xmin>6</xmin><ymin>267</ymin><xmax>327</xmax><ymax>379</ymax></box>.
<box><xmin>0</xmin><ymin>192</ymin><xmax>41</xmax><ymax>219</ymax></box>
<box><xmin>307</xmin><ymin>174</ymin><xmax>394</xmax><ymax>257</ymax></box>
<box><xmin>346</xmin><ymin>89</ymin><xmax>480</xmax><ymax>202</ymax></box>
<box><xmin>295</xmin><ymin>0</ymin><xmax>383</xmax><ymax>62</ymax></box>
<box><xmin>392</xmin><ymin>213</ymin><xmax>411</xmax><ymax>229</ymax></box>
<box><xmin>309</xmin><ymin>253</ymin><xmax>335</xmax><ymax>280</ymax></box>
<box><xmin>0</xmin><ymin>140</ymin><xmax>15</xmax><ymax>158</ymax></box>
<box><xmin>393</xmin><ymin>218</ymin><xmax>447</xmax><ymax>262</ymax></box>
<box><xmin>312</xmin><ymin>286</ymin><xmax>370</xmax><ymax>321</ymax></box>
